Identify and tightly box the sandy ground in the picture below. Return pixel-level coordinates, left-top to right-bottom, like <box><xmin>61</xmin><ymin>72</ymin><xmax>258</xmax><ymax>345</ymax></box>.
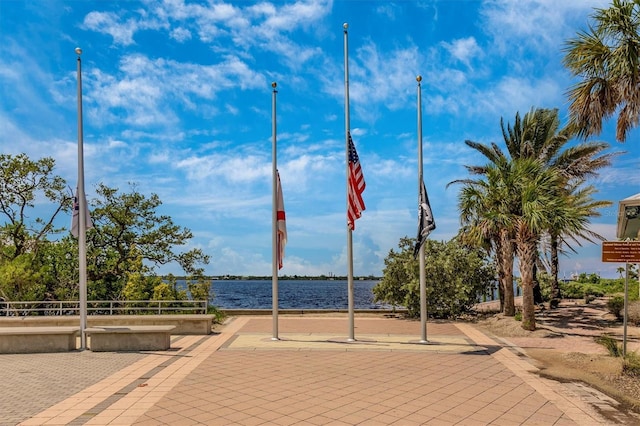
<box><xmin>473</xmin><ymin>298</ymin><xmax>640</xmax><ymax>413</ymax></box>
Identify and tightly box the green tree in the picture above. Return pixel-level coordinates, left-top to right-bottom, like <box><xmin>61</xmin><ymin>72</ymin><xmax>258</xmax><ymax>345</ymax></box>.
<box><xmin>86</xmin><ymin>183</ymin><xmax>210</xmax><ymax>300</ymax></box>
<box><xmin>544</xmin><ymin>184</ymin><xmax>611</xmax><ymax>300</ymax></box>
<box><xmin>0</xmin><ymin>154</ymin><xmax>70</xmax><ymax>262</ymax></box>
<box><xmin>510</xmin><ymin>159</ymin><xmax>569</xmax><ymax>330</ymax></box>
<box><xmin>455</xmin><ymin>108</ymin><xmax>613</xmax><ymax>320</ymax></box>
<box><xmin>373</xmin><ymin>237</ymin><xmax>415</xmax><ymax>310</ymax></box>
<box><xmin>187</xmin><ymin>277</ymin><xmax>213</xmax><ymax>302</ymax></box>
<box><xmin>373</xmin><ymin>237</ymin><xmax>494</xmax><ymax>318</ymax></box>
<box><xmin>506</xmin><ymin>108</ymin><xmax>613</xmax><ymax>302</ymax></box>
<box><xmin>0</xmin><ymin>254</ymin><xmax>46</xmax><ymax>301</ymax></box>
<box><xmin>563</xmin><ymin>0</ymin><xmax>640</xmax><ymax>142</ymax></box>
<box><xmin>37</xmin><ymin>237</ymin><xmax>79</xmax><ymax>300</ymax></box>
<box><xmin>152</xmin><ymin>283</ymin><xmax>175</xmax><ymax>301</ymax></box>
<box><xmin>451</xmin><ymin>153</ymin><xmax>517</xmax><ymax>316</ymax></box>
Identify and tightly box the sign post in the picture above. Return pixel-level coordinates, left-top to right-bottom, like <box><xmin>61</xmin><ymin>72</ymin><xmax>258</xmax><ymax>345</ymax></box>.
<box><xmin>602</xmin><ymin>241</ymin><xmax>640</xmax><ymax>356</ymax></box>
<box><xmin>601</xmin><ymin>241</ymin><xmax>640</xmax><ymax>263</ymax></box>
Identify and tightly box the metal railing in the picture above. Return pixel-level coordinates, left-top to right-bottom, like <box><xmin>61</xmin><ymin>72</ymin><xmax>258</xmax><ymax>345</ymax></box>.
<box><xmin>0</xmin><ymin>300</ymin><xmax>208</xmax><ymax>316</ymax></box>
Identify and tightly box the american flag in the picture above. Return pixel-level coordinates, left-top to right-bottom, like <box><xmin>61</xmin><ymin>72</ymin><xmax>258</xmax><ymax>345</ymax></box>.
<box><xmin>347</xmin><ymin>132</ymin><xmax>366</xmax><ymax>230</ymax></box>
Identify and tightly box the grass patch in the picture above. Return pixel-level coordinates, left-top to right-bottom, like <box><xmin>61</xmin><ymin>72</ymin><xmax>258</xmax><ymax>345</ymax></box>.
<box><xmin>595</xmin><ymin>334</ymin><xmax>623</xmax><ymax>357</ymax></box>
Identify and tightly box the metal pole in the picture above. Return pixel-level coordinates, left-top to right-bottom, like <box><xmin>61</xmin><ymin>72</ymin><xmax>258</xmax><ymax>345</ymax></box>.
<box><xmin>417</xmin><ymin>76</ymin><xmax>427</xmax><ymax>343</ymax></box>
<box><xmin>344</xmin><ymin>23</ymin><xmax>355</xmax><ymax>342</ymax></box>
<box><xmin>271</xmin><ymin>82</ymin><xmax>279</xmax><ymax>341</ymax></box>
<box><xmin>623</xmin><ymin>262</ymin><xmax>629</xmax><ymax>357</ymax></box>
<box><xmin>75</xmin><ymin>47</ymin><xmax>88</xmax><ymax>350</ymax></box>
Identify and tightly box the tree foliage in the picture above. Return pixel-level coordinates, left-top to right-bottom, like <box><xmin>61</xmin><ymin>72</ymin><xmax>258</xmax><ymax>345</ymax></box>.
<box><xmin>563</xmin><ymin>0</ymin><xmax>640</xmax><ymax>142</ymax></box>
<box><xmin>85</xmin><ymin>183</ymin><xmax>210</xmax><ymax>300</ymax></box>
<box><xmin>0</xmin><ymin>153</ymin><xmax>71</xmax><ymax>262</ymax></box>
<box><xmin>0</xmin><ymin>154</ymin><xmax>211</xmax><ymax>303</ymax></box>
<box><xmin>451</xmin><ymin>108</ymin><xmax>612</xmax><ymax>330</ymax></box>
<box><xmin>373</xmin><ymin>237</ymin><xmax>494</xmax><ymax>319</ymax></box>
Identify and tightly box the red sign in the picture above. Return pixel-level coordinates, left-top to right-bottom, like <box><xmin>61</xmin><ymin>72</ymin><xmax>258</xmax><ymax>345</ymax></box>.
<box><xmin>602</xmin><ymin>241</ymin><xmax>640</xmax><ymax>263</ymax></box>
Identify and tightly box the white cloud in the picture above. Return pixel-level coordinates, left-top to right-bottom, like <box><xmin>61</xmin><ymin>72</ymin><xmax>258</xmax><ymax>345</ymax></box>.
<box><xmin>480</xmin><ymin>0</ymin><xmax>611</xmax><ymax>54</ymax></box>
<box><xmin>82</xmin><ymin>11</ymin><xmax>137</xmax><ymax>45</ymax></box>
<box><xmin>170</xmin><ymin>27</ymin><xmax>191</xmax><ymax>42</ymax></box>
<box><xmin>176</xmin><ymin>153</ymin><xmax>270</xmax><ymax>183</ymax></box>
<box><xmin>82</xmin><ymin>54</ymin><xmax>266</xmax><ymax>128</ymax></box>
<box><xmin>375</xmin><ymin>3</ymin><xmax>400</xmax><ymax>20</ymax></box>
<box><xmin>441</xmin><ymin>37</ymin><xmax>482</xmax><ymax>69</ymax></box>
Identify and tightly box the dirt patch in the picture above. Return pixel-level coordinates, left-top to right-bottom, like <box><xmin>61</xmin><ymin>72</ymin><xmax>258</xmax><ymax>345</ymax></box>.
<box><xmin>474</xmin><ymin>299</ymin><xmax>640</xmax><ymax>413</ymax></box>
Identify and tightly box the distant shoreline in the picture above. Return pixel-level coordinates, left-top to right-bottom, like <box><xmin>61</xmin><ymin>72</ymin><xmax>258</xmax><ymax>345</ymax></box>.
<box><xmin>169</xmin><ymin>275</ymin><xmax>382</xmax><ymax>281</ymax></box>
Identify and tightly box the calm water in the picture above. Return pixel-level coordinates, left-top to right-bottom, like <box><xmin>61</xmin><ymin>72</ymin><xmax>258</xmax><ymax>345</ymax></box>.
<box><xmin>202</xmin><ymin>279</ymin><xmax>384</xmax><ymax>309</ymax></box>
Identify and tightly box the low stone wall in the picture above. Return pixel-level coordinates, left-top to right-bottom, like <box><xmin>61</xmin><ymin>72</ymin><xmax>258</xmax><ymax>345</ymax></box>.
<box><xmin>85</xmin><ymin>325</ymin><xmax>174</xmax><ymax>352</ymax></box>
<box><xmin>0</xmin><ymin>315</ymin><xmax>213</xmax><ymax>335</ymax></box>
<box><xmin>0</xmin><ymin>326</ymin><xmax>79</xmax><ymax>353</ymax></box>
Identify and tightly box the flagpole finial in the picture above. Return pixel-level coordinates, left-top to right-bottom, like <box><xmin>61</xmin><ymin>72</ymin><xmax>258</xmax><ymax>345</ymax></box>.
<box><xmin>75</xmin><ymin>47</ymin><xmax>82</xmax><ymax>56</ymax></box>
<box><xmin>343</xmin><ymin>22</ymin><xmax>348</xmax><ymax>30</ymax></box>
<box><xmin>416</xmin><ymin>75</ymin><xmax>422</xmax><ymax>82</ymax></box>
<box><xmin>272</xmin><ymin>81</ymin><xmax>277</xmax><ymax>88</ymax></box>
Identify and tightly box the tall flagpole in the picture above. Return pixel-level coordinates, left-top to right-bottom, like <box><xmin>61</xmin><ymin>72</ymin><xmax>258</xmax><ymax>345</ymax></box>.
<box><xmin>344</xmin><ymin>23</ymin><xmax>355</xmax><ymax>342</ymax></box>
<box><xmin>75</xmin><ymin>47</ymin><xmax>88</xmax><ymax>350</ymax></box>
<box><xmin>271</xmin><ymin>82</ymin><xmax>279</xmax><ymax>341</ymax></box>
<box><xmin>417</xmin><ymin>75</ymin><xmax>428</xmax><ymax>343</ymax></box>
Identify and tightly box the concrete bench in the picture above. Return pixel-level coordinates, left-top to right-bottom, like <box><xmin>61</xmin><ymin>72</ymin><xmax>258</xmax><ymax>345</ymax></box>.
<box><xmin>0</xmin><ymin>315</ymin><xmax>213</xmax><ymax>335</ymax></box>
<box><xmin>85</xmin><ymin>325</ymin><xmax>175</xmax><ymax>352</ymax></box>
<box><xmin>0</xmin><ymin>326</ymin><xmax>79</xmax><ymax>353</ymax></box>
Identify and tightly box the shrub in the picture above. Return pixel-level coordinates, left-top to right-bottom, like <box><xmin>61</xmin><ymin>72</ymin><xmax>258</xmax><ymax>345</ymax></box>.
<box><xmin>607</xmin><ymin>296</ymin><xmax>625</xmax><ymax>320</ymax></box>
<box><xmin>623</xmin><ymin>351</ymin><xmax>640</xmax><ymax>376</ymax></box>
<box><xmin>559</xmin><ymin>281</ymin><xmax>605</xmax><ymax>299</ymax></box>
<box><xmin>374</xmin><ymin>237</ymin><xmax>495</xmax><ymax>319</ymax></box>
<box><xmin>207</xmin><ymin>305</ymin><xmax>226</xmax><ymax>323</ymax></box>
<box><xmin>629</xmin><ymin>300</ymin><xmax>640</xmax><ymax>326</ymax></box>
<box><xmin>595</xmin><ymin>334</ymin><xmax>623</xmax><ymax>357</ymax></box>
<box><xmin>577</xmin><ymin>273</ymin><xmax>601</xmax><ymax>284</ymax></box>
<box><xmin>558</xmin><ymin>281</ymin><xmax>579</xmax><ymax>299</ymax></box>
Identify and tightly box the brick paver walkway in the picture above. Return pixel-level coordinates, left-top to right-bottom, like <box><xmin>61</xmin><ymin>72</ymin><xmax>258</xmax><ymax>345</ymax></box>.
<box><xmin>1</xmin><ymin>314</ymin><xmax>639</xmax><ymax>425</ymax></box>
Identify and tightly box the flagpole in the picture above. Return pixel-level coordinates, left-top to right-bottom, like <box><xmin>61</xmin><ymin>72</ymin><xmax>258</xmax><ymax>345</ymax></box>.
<box><xmin>271</xmin><ymin>82</ymin><xmax>279</xmax><ymax>341</ymax></box>
<box><xmin>417</xmin><ymin>75</ymin><xmax>428</xmax><ymax>343</ymax></box>
<box><xmin>344</xmin><ymin>23</ymin><xmax>355</xmax><ymax>342</ymax></box>
<box><xmin>76</xmin><ymin>47</ymin><xmax>88</xmax><ymax>350</ymax></box>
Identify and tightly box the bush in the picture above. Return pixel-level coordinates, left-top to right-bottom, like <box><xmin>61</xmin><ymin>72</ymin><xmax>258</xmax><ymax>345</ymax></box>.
<box><xmin>559</xmin><ymin>281</ymin><xmax>604</xmax><ymax>299</ymax></box>
<box><xmin>207</xmin><ymin>305</ymin><xmax>226</xmax><ymax>323</ymax></box>
<box><xmin>595</xmin><ymin>334</ymin><xmax>623</xmax><ymax>357</ymax></box>
<box><xmin>607</xmin><ymin>296</ymin><xmax>625</xmax><ymax>320</ymax></box>
<box><xmin>373</xmin><ymin>237</ymin><xmax>495</xmax><ymax>319</ymax></box>
<box><xmin>623</xmin><ymin>351</ymin><xmax>640</xmax><ymax>376</ymax></box>
<box><xmin>628</xmin><ymin>300</ymin><xmax>640</xmax><ymax>326</ymax></box>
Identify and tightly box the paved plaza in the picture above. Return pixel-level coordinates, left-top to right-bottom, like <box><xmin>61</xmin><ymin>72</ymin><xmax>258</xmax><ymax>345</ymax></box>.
<box><xmin>1</xmin><ymin>315</ymin><xmax>639</xmax><ymax>425</ymax></box>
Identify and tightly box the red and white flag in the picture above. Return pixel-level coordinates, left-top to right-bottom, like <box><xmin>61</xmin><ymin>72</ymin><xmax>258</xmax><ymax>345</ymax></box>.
<box><xmin>347</xmin><ymin>132</ymin><xmax>366</xmax><ymax>230</ymax></box>
<box><xmin>276</xmin><ymin>171</ymin><xmax>287</xmax><ymax>269</ymax></box>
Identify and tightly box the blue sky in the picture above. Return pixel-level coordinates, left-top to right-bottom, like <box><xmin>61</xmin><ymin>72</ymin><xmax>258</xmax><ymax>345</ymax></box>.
<box><xmin>1</xmin><ymin>0</ymin><xmax>638</xmax><ymax>279</ymax></box>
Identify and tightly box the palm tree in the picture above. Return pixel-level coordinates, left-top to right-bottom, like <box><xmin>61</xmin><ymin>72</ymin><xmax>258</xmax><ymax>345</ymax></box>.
<box><xmin>451</xmin><ymin>156</ymin><xmax>517</xmax><ymax>316</ymax></box>
<box><xmin>545</xmin><ymin>184</ymin><xmax>612</xmax><ymax>300</ymax></box>
<box><xmin>455</xmin><ymin>108</ymin><xmax>614</xmax><ymax>327</ymax></box>
<box><xmin>509</xmin><ymin>159</ymin><xmax>570</xmax><ymax>330</ymax></box>
<box><xmin>494</xmin><ymin>108</ymin><xmax>615</xmax><ymax>303</ymax></box>
<box><xmin>563</xmin><ymin>0</ymin><xmax>640</xmax><ymax>142</ymax></box>
<box><xmin>458</xmin><ymin>156</ymin><xmax>568</xmax><ymax>330</ymax></box>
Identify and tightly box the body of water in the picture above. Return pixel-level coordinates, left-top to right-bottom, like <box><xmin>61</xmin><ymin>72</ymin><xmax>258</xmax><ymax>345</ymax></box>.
<box><xmin>200</xmin><ymin>279</ymin><xmax>384</xmax><ymax>310</ymax></box>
